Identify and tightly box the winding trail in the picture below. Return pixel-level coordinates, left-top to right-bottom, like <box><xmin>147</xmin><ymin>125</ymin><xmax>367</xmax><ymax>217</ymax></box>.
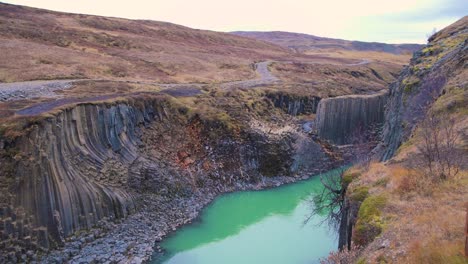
<box><xmin>0</xmin><ymin>80</ymin><xmax>77</xmax><ymax>102</ymax></box>
<box><xmin>1</xmin><ymin>58</ymin><xmax>372</xmax><ymax>116</ymax></box>
<box><xmin>220</xmin><ymin>61</ymin><xmax>279</xmax><ymax>89</ymax></box>
<box><xmin>276</xmin><ymin>58</ymin><xmax>370</xmax><ymax>67</ymax></box>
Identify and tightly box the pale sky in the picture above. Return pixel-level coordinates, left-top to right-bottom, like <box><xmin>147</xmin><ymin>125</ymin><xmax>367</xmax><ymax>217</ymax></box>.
<box><xmin>2</xmin><ymin>0</ymin><xmax>467</xmax><ymax>44</ymax></box>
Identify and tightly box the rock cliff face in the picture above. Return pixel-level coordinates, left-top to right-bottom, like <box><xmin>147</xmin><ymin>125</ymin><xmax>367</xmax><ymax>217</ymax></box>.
<box><xmin>315</xmin><ymin>91</ymin><xmax>388</xmax><ymax>145</ymax></box>
<box><xmin>376</xmin><ymin>17</ymin><xmax>467</xmax><ymax>160</ymax></box>
<box><xmin>1</xmin><ymin>100</ymin><xmax>163</xmax><ymax>249</ymax></box>
<box><xmin>338</xmin><ymin>197</ymin><xmax>361</xmax><ymax>250</ymax></box>
<box><xmin>267</xmin><ymin>92</ymin><xmax>321</xmax><ymax>116</ymax></box>
<box><xmin>0</xmin><ymin>95</ymin><xmax>339</xmax><ymax>254</ymax></box>
<box><xmin>337</xmin><ymin>17</ymin><xmax>468</xmax><ymax>253</ymax></box>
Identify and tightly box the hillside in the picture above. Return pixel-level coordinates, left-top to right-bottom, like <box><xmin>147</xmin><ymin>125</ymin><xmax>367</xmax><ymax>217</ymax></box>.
<box><xmin>0</xmin><ymin>3</ymin><xmax>291</xmax><ymax>83</ymax></box>
<box><xmin>232</xmin><ymin>31</ymin><xmax>423</xmax><ymax>55</ymax></box>
<box><xmin>0</xmin><ymin>3</ymin><xmax>419</xmax><ymax>87</ymax></box>
<box><xmin>330</xmin><ymin>16</ymin><xmax>468</xmax><ymax>264</ymax></box>
<box><xmin>0</xmin><ymin>3</ymin><xmax>415</xmax><ymax>125</ymax></box>
<box><xmin>232</xmin><ymin>31</ymin><xmax>423</xmax><ymax>67</ymax></box>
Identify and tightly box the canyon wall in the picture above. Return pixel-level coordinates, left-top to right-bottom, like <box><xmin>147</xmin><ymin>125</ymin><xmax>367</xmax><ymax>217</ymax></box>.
<box><xmin>0</xmin><ymin>100</ymin><xmax>164</xmax><ymax>249</ymax></box>
<box><xmin>0</xmin><ymin>95</ymin><xmax>337</xmax><ymax>252</ymax></box>
<box><xmin>338</xmin><ymin>20</ymin><xmax>468</xmax><ymax>253</ymax></box>
<box><xmin>376</xmin><ymin>41</ymin><xmax>466</xmax><ymax>160</ymax></box>
<box><xmin>315</xmin><ymin>91</ymin><xmax>388</xmax><ymax>145</ymax></box>
<box><xmin>267</xmin><ymin>92</ymin><xmax>321</xmax><ymax>116</ymax></box>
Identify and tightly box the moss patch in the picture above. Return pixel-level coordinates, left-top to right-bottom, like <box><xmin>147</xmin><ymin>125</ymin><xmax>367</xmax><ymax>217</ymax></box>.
<box><xmin>342</xmin><ymin>171</ymin><xmax>360</xmax><ymax>186</ymax></box>
<box><xmin>353</xmin><ymin>194</ymin><xmax>387</xmax><ymax>246</ymax></box>
<box><xmin>402</xmin><ymin>76</ymin><xmax>420</xmax><ymax>94</ymax></box>
<box><xmin>350</xmin><ymin>186</ymin><xmax>369</xmax><ymax>202</ymax></box>
<box><xmin>356</xmin><ymin>257</ymin><xmax>367</xmax><ymax>264</ymax></box>
<box><xmin>432</xmin><ymin>85</ymin><xmax>468</xmax><ymax>115</ymax></box>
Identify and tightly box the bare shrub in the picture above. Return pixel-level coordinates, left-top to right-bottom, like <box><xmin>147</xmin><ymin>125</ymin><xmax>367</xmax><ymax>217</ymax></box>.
<box><xmin>305</xmin><ymin>169</ymin><xmax>347</xmax><ymax>231</ymax></box>
<box><xmin>426</xmin><ymin>27</ymin><xmax>437</xmax><ymax>42</ymax></box>
<box><xmin>417</xmin><ymin>112</ymin><xmax>461</xmax><ymax>181</ymax></box>
<box><xmin>320</xmin><ymin>244</ymin><xmax>361</xmax><ymax>264</ymax></box>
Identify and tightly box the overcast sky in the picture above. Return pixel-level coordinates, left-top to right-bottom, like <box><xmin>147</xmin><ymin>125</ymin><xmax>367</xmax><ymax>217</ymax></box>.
<box><xmin>2</xmin><ymin>0</ymin><xmax>467</xmax><ymax>43</ymax></box>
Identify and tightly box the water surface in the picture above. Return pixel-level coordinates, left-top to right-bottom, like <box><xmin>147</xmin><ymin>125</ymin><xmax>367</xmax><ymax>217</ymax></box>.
<box><xmin>153</xmin><ymin>169</ymin><xmax>341</xmax><ymax>264</ymax></box>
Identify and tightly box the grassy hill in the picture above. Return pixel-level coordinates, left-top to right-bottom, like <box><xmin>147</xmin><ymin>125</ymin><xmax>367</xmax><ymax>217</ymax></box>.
<box><xmin>0</xmin><ymin>3</ymin><xmax>291</xmax><ymax>83</ymax></box>
<box><xmin>0</xmin><ymin>3</ymin><xmax>421</xmax><ymax>86</ymax></box>
<box><xmin>232</xmin><ymin>31</ymin><xmax>422</xmax><ymax>65</ymax></box>
<box><xmin>232</xmin><ymin>31</ymin><xmax>422</xmax><ymax>55</ymax></box>
<box><xmin>330</xmin><ymin>16</ymin><xmax>468</xmax><ymax>264</ymax></box>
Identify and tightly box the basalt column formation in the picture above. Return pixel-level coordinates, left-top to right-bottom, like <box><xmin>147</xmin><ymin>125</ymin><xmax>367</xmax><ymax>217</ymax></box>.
<box><xmin>315</xmin><ymin>91</ymin><xmax>388</xmax><ymax>145</ymax></box>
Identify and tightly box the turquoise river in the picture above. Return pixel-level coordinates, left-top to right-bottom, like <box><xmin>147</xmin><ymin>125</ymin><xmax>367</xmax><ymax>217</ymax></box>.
<box><xmin>152</xmin><ymin>168</ymin><xmax>342</xmax><ymax>264</ymax></box>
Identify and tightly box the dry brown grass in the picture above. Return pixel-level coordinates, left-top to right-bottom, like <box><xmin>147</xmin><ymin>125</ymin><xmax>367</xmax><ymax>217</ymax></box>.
<box><xmin>232</xmin><ymin>31</ymin><xmax>421</xmax><ymax>59</ymax></box>
<box><xmin>0</xmin><ymin>3</ymin><xmax>290</xmax><ymax>83</ymax></box>
<box><xmin>349</xmin><ymin>162</ymin><xmax>468</xmax><ymax>263</ymax></box>
<box><xmin>393</xmin><ymin>173</ymin><xmax>468</xmax><ymax>263</ymax></box>
<box><xmin>304</xmin><ymin>49</ymin><xmax>412</xmax><ymax>65</ymax></box>
<box><xmin>0</xmin><ymin>3</ymin><xmax>411</xmax><ymax>88</ymax></box>
<box><xmin>268</xmin><ymin>61</ymin><xmax>401</xmax><ymax>97</ymax></box>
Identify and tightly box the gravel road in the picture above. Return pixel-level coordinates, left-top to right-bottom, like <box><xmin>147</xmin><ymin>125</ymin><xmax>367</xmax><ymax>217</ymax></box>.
<box><xmin>0</xmin><ymin>80</ymin><xmax>77</xmax><ymax>102</ymax></box>
<box><xmin>3</xmin><ymin>59</ymin><xmax>372</xmax><ymax>116</ymax></box>
<box><xmin>221</xmin><ymin>61</ymin><xmax>279</xmax><ymax>89</ymax></box>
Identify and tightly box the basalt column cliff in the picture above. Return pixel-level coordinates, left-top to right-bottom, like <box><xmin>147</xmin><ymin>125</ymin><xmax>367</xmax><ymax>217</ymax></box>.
<box><xmin>0</xmin><ymin>94</ymin><xmax>341</xmax><ymax>256</ymax></box>
<box><xmin>315</xmin><ymin>91</ymin><xmax>388</xmax><ymax>145</ymax></box>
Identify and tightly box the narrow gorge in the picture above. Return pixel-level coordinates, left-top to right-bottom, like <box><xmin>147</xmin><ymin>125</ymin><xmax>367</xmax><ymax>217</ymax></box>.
<box><xmin>0</xmin><ymin>87</ymin><xmax>389</xmax><ymax>262</ymax></box>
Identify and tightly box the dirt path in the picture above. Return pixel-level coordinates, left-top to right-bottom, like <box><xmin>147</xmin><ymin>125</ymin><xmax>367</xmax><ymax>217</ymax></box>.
<box><xmin>0</xmin><ymin>80</ymin><xmax>78</xmax><ymax>102</ymax></box>
<box><xmin>220</xmin><ymin>61</ymin><xmax>279</xmax><ymax>89</ymax></box>
<box><xmin>277</xmin><ymin>58</ymin><xmax>371</xmax><ymax>67</ymax></box>
<box><xmin>0</xmin><ymin>61</ymin><xmax>281</xmax><ymax>101</ymax></box>
<box><xmin>345</xmin><ymin>59</ymin><xmax>371</xmax><ymax>66</ymax></box>
<box><xmin>15</xmin><ymin>88</ymin><xmax>202</xmax><ymax>116</ymax></box>
<box><xmin>3</xmin><ymin>61</ymin><xmax>278</xmax><ymax>116</ymax></box>
<box><xmin>15</xmin><ymin>95</ymin><xmax>121</xmax><ymax>116</ymax></box>
<box><xmin>1</xmin><ymin>58</ymin><xmax>371</xmax><ymax>102</ymax></box>
<box><xmin>4</xmin><ymin>59</ymin><xmax>372</xmax><ymax>116</ymax></box>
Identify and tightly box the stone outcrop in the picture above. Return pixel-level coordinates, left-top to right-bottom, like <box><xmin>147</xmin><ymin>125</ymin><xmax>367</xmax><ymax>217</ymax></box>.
<box><xmin>376</xmin><ymin>24</ymin><xmax>467</xmax><ymax>160</ymax></box>
<box><xmin>267</xmin><ymin>92</ymin><xmax>321</xmax><ymax>116</ymax></box>
<box><xmin>0</xmin><ymin>100</ymin><xmax>162</xmax><ymax>251</ymax></box>
<box><xmin>315</xmin><ymin>90</ymin><xmax>388</xmax><ymax>145</ymax></box>
<box><xmin>338</xmin><ymin>196</ymin><xmax>361</xmax><ymax>250</ymax></box>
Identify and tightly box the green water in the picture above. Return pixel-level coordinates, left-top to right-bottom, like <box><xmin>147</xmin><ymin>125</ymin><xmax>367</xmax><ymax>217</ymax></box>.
<box><xmin>152</xmin><ymin>169</ymin><xmax>342</xmax><ymax>264</ymax></box>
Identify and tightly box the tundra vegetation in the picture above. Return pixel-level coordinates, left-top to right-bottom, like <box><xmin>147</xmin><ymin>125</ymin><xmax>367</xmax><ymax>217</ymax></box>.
<box><xmin>317</xmin><ymin>16</ymin><xmax>468</xmax><ymax>264</ymax></box>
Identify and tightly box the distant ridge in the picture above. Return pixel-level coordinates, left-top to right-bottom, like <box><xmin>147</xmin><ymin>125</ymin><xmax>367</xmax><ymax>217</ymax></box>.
<box><xmin>231</xmin><ymin>31</ymin><xmax>423</xmax><ymax>54</ymax></box>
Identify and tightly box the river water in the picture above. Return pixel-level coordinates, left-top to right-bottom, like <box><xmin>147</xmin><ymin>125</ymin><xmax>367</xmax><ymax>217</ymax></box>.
<box><xmin>152</xmin><ymin>168</ymin><xmax>342</xmax><ymax>264</ymax></box>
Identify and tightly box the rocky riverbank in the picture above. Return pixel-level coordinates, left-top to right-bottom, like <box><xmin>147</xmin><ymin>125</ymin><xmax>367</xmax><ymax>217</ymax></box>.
<box><xmin>6</xmin><ymin>171</ymin><xmax>320</xmax><ymax>264</ymax></box>
<box><xmin>41</xmin><ymin>174</ymin><xmax>321</xmax><ymax>264</ymax></box>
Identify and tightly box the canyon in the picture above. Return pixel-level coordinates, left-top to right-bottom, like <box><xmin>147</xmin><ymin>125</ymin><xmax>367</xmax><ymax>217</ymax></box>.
<box><xmin>0</xmin><ymin>2</ymin><xmax>466</xmax><ymax>264</ymax></box>
<box><xmin>0</xmin><ymin>86</ymin><xmax>388</xmax><ymax>262</ymax></box>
